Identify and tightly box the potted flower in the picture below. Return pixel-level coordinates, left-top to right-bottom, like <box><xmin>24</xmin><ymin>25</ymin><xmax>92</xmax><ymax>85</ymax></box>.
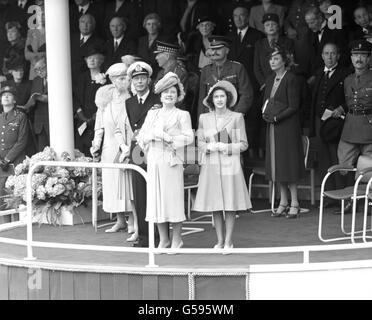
<box><xmin>4</xmin><ymin>147</ymin><xmax>103</xmax><ymax>226</ymax></box>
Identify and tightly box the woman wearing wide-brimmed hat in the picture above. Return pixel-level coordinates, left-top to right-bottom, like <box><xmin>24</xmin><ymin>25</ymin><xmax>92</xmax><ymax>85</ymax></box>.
<box><xmin>91</xmin><ymin>62</ymin><xmax>134</xmax><ymax>233</ymax></box>
<box><xmin>193</xmin><ymin>80</ymin><xmax>252</xmax><ymax>252</ymax></box>
<box><xmin>137</xmin><ymin>72</ymin><xmax>194</xmax><ymax>250</ymax></box>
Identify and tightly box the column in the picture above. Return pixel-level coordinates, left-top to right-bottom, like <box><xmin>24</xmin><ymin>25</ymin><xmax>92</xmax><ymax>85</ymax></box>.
<box><xmin>44</xmin><ymin>0</ymin><xmax>75</xmax><ymax>158</ymax></box>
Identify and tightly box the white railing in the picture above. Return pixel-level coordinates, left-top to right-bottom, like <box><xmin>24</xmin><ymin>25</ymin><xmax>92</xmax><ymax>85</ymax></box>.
<box><xmin>0</xmin><ymin>160</ymin><xmax>372</xmax><ymax>268</ymax></box>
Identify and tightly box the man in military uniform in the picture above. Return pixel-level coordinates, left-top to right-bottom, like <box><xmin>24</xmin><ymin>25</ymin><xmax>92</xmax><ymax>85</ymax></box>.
<box><xmin>197</xmin><ymin>35</ymin><xmax>253</xmax><ymax>120</ymax></box>
<box><xmin>125</xmin><ymin>61</ymin><xmax>160</xmax><ymax>247</ymax></box>
<box><xmin>0</xmin><ymin>86</ymin><xmax>28</xmax><ymax>223</ymax></box>
<box><xmin>153</xmin><ymin>40</ymin><xmax>189</xmax><ymax>110</ymax></box>
<box><xmin>338</xmin><ymin>40</ymin><xmax>372</xmax><ymax>168</ymax></box>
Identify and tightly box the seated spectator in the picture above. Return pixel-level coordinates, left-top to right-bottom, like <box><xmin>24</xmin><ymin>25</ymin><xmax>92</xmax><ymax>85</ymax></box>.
<box><xmin>184</xmin><ymin>16</ymin><xmax>216</xmax><ymax>73</ymax></box>
<box><xmin>73</xmin><ymin>45</ymin><xmax>106</xmax><ymax>156</ymax></box>
<box><xmin>102</xmin><ymin>16</ymin><xmax>136</xmax><ymax>72</ymax></box>
<box><xmin>0</xmin><ymin>85</ymin><xmax>28</xmax><ymax>221</ymax></box>
<box><xmin>137</xmin><ymin>13</ymin><xmax>164</xmax><ymax>79</ymax></box>
<box><xmin>103</xmin><ymin>0</ymin><xmax>142</xmax><ymax>41</ymax></box>
<box><xmin>249</xmin><ymin>0</ymin><xmax>286</xmax><ymax>33</ymax></box>
<box><xmin>24</xmin><ymin>3</ymin><xmax>46</xmax><ymax>80</ymax></box>
<box><xmin>70</xmin><ymin>13</ymin><xmax>105</xmax><ymax>87</ymax></box>
<box><xmin>350</xmin><ymin>5</ymin><xmax>372</xmax><ymax>42</ymax></box>
<box><xmin>1</xmin><ymin>21</ymin><xmax>27</xmax><ymax>83</ymax></box>
<box><xmin>142</xmin><ymin>0</ymin><xmax>184</xmax><ymax>42</ymax></box>
<box><xmin>69</xmin><ymin>0</ymin><xmax>105</xmax><ymax>38</ymax></box>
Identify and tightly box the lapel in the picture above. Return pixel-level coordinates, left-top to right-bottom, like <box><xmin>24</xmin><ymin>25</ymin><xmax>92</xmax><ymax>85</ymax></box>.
<box><xmin>133</xmin><ymin>93</ymin><xmax>157</xmax><ymax>125</ymax></box>
<box><xmin>324</xmin><ymin>66</ymin><xmax>344</xmax><ymax>96</ymax></box>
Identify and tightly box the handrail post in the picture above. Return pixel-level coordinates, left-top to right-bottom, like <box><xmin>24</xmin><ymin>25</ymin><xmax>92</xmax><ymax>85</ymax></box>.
<box><xmin>24</xmin><ymin>164</ymin><xmax>37</xmax><ymax>261</ymax></box>
<box><xmin>303</xmin><ymin>249</ymin><xmax>310</xmax><ymax>264</ymax></box>
<box><xmin>92</xmin><ymin>167</ymin><xmax>98</xmax><ymax>232</ymax></box>
<box><xmin>147</xmin><ymin>221</ymin><xmax>158</xmax><ymax>268</ymax></box>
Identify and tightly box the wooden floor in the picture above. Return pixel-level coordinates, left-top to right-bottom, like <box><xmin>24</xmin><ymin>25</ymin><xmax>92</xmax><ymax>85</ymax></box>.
<box><xmin>0</xmin><ymin>200</ymin><xmax>372</xmax><ymax>269</ymax></box>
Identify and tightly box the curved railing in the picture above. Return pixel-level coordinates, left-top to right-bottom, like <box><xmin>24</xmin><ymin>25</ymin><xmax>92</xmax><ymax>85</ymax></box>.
<box><xmin>0</xmin><ymin>160</ymin><xmax>372</xmax><ymax>268</ymax></box>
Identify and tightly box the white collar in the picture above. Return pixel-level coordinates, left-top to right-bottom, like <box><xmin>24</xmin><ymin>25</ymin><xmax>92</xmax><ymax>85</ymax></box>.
<box><xmin>324</xmin><ymin>64</ymin><xmax>338</xmax><ymax>72</ymax></box>
<box><xmin>137</xmin><ymin>90</ymin><xmax>150</xmax><ymax>103</ymax></box>
<box><xmin>319</xmin><ymin>20</ymin><xmax>327</xmax><ymax>32</ymax></box>
<box><xmin>237</xmin><ymin>26</ymin><xmax>249</xmax><ymax>39</ymax></box>
<box><xmin>114</xmin><ymin>35</ymin><xmax>124</xmax><ymax>44</ymax></box>
<box><xmin>80</xmin><ymin>33</ymin><xmax>91</xmax><ymax>41</ymax></box>
<box><xmin>79</xmin><ymin>3</ymin><xmax>90</xmax><ymax>13</ymax></box>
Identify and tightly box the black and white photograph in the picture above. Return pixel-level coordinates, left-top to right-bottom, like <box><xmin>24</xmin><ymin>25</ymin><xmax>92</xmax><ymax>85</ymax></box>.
<box><xmin>0</xmin><ymin>0</ymin><xmax>372</xmax><ymax>304</ymax></box>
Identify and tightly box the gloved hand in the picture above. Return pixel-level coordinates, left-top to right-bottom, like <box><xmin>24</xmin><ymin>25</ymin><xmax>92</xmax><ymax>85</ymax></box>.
<box><xmin>119</xmin><ymin>144</ymin><xmax>130</xmax><ymax>162</ymax></box>
<box><xmin>0</xmin><ymin>159</ymin><xmax>10</xmax><ymax>172</ymax></box>
<box><xmin>162</xmin><ymin>132</ymin><xmax>173</xmax><ymax>144</ymax></box>
<box><xmin>263</xmin><ymin>113</ymin><xmax>275</xmax><ymax>123</ymax></box>
<box><xmin>216</xmin><ymin>142</ymin><xmax>228</xmax><ymax>153</ymax></box>
<box><xmin>207</xmin><ymin>142</ymin><xmax>218</xmax><ymax>152</ymax></box>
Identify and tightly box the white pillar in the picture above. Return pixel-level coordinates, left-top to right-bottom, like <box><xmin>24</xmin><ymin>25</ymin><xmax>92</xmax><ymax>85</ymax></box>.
<box><xmin>44</xmin><ymin>0</ymin><xmax>75</xmax><ymax>158</ymax></box>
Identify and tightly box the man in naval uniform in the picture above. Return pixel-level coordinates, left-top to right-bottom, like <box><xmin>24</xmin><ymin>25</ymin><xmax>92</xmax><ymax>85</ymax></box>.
<box><xmin>197</xmin><ymin>35</ymin><xmax>253</xmax><ymax>121</ymax></box>
<box><xmin>125</xmin><ymin>61</ymin><xmax>160</xmax><ymax>248</ymax></box>
<box><xmin>0</xmin><ymin>86</ymin><xmax>28</xmax><ymax>223</ymax></box>
<box><xmin>337</xmin><ymin>39</ymin><xmax>372</xmax><ymax>168</ymax></box>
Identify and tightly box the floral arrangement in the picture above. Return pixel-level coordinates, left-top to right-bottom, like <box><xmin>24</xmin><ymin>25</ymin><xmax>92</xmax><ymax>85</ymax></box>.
<box><xmin>4</xmin><ymin>147</ymin><xmax>102</xmax><ymax>226</ymax></box>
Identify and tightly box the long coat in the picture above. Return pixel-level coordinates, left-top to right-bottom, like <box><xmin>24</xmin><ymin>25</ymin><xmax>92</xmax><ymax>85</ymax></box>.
<box><xmin>137</xmin><ymin>106</ymin><xmax>194</xmax><ymax>223</ymax></box>
<box><xmin>93</xmin><ymin>85</ymin><xmax>133</xmax><ymax>213</ymax></box>
<box><xmin>263</xmin><ymin>71</ymin><xmax>305</xmax><ymax>183</ymax></box>
<box><xmin>193</xmin><ymin>110</ymin><xmax>252</xmax><ymax>212</ymax></box>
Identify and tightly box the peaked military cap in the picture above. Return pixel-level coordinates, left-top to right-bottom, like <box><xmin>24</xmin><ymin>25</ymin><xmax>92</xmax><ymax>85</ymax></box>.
<box><xmin>208</xmin><ymin>36</ymin><xmax>232</xmax><ymax>49</ymax></box>
<box><xmin>262</xmin><ymin>13</ymin><xmax>280</xmax><ymax>25</ymax></box>
<box><xmin>349</xmin><ymin>39</ymin><xmax>372</xmax><ymax>54</ymax></box>
<box><xmin>0</xmin><ymin>86</ymin><xmax>16</xmax><ymax>97</ymax></box>
<box><xmin>127</xmin><ymin>61</ymin><xmax>153</xmax><ymax>78</ymax></box>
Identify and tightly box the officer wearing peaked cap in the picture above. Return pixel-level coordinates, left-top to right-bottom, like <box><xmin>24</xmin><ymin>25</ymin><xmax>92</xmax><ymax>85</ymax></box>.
<box><xmin>0</xmin><ymin>86</ymin><xmax>28</xmax><ymax>223</ymax></box>
<box><xmin>337</xmin><ymin>39</ymin><xmax>372</xmax><ymax>168</ymax></box>
<box><xmin>197</xmin><ymin>35</ymin><xmax>253</xmax><ymax>121</ymax></box>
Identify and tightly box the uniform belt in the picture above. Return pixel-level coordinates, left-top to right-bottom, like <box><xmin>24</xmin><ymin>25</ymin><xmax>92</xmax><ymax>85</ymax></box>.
<box><xmin>348</xmin><ymin>108</ymin><xmax>372</xmax><ymax>115</ymax></box>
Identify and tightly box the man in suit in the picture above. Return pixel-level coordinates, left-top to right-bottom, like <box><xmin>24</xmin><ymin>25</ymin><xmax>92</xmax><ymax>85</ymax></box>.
<box><xmin>228</xmin><ymin>5</ymin><xmax>264</xmax><ymax>157</ymax></box>
<box><xmin>24</xmin><ymin>56</ymin><xmax>48</xmax><ymax>152</ymax></box>
<box><xmin>309</xmin><ymin>42</ymin><xmax>351</xmax><ymax>198</ymax></box>
<box><xmin>349</xmin><ymin>5</ymin><xmax>372</xmax><ymax>42</ymax></box>
<box><xmin>125</xmin><ymin>61</ymin><xmax>160</xmax><ymax>248</ymax></box>
<box><xmin>304</xmin><ymin>6</ymin><xmax>349</xmax><ymax>83</ymax></box>
<box><xmin>102</xmin><ymin>16</ymin><xmax>136</xmax><ymax>72</ymax></box>
<box><xmin>197</xmin><ymin>35</ymin><xmax>253</xmax><ymax>120</ymax></box>
<box><xmin>70</xmin><ymin>13</ymin><xmax>105</xmax><ymax>87</ymax></box>
<box><xmin>69</xmin><ymin>0</ymin><xmax>105</xmax><ymax>38</ymax></box>
<box><xmin>103</xmin><ymin>0</ymin><xmax>142</xmax><ymax>41</ymax></box>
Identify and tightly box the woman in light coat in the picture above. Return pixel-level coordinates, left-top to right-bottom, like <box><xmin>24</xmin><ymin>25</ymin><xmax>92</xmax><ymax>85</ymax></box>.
<box><xmin>137</xmin><ymin>72</ymin><xmax>194</xmax><ymax>250</ymax></box>
<box><xmin>193</xmin><ymin>80</ymin><xmax>252</xmax><ymax>251</ymax></box>
<box><xmin>91</xmin><ymin>63</ymin><xmax>134</xmax><ymax>233</ymax></box>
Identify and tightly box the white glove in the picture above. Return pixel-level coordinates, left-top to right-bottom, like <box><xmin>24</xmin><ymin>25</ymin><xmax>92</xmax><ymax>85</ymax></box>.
<box><xmin>118</xmin><ymin>144</ymin><xmax>130</xmax><ymax>162</ymax></box>
<box><xmin>216</xmin><ymin>142</ymin><xmax>228</xmax><ymax>153</ymax></box>
<box><xmin>207</xmin><ymin>142</ymin><xmax>218</xmax><ymax>152</ymax></box>
<box><xmin>90</xmin><ymin>145</ymin><xmax>99</xmax><ymax>157</ymax></box>
<box><xmin>162</xmin><ymin>132</ymin><xmax>173</xmax><ymax>144</ymax></box>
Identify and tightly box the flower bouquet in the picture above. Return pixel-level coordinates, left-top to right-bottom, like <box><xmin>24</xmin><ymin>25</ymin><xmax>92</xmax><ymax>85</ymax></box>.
<box><xmin>4</xmin><ymin>147</ymin><xmax>102</xmax><ymax>226</ymax></box>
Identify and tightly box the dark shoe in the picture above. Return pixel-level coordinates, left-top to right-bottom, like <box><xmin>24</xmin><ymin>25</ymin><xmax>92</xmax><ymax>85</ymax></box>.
<box><xmin>333</xmin><ymin>200</ymin><xmax>352</xmax><ymax>215</ymax></box>
<box><xmin>131</xmin><ymin>238</ymin><xmax>149</xmax><ymax>248</ymax></box>
<box><xmin>286</xmin><ymin>206</ymin><xmax>300</xmax><ymax>219</ymax></box>
<box><xmin>271</xmin><ymin>204</ymin><xmax>289</xmax><ymax>217</ymax></box>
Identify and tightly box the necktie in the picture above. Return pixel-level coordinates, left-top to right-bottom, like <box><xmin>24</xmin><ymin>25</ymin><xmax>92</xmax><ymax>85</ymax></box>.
<box><xmin>114</xmin><ymin>40</ymin><xmax>119</xmax><ymax>51</ymax></box>
<box><xmin>139</xmin><ymin>98</ymin><xmax>143</xmax><ymax>105</ymax></box>
<box><xmin>80</xmin><ymin>36</ymin><xmax>84</xmax><ymax>46</ymax></box>
<box><xmin>238</xmin><ymin>31</ymin><xmax>243</xmax><ymax>42</ymax></box>
<box><xmin>79</xmin><ymin>8</ymin><xmax>84</xmax><ymax>15</ymax></box>
<box><xmin>325</xmin><ymin>70</ymin><xmax>330</xmax><ymax>79</ymax></box>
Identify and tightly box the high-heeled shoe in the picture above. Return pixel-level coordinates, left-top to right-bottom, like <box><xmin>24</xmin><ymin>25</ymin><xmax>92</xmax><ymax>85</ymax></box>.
<box><xmin>167</xmin><ymin>241</ymin><xmax>184</xmax><ymax>255</ymax></box>
<box><xmin>126</xmin><ymin>233</ymin><xmax>139</xmax><ymax>242</ymax></box>
<box><xmin>271</xmin><ymin>204</ymin><xmax>289</xmax><ymax>217</ymax></box>
<box><xmin>286</xmin><ymin>206</ymin><xmax>300</xmax><ymax>219</ymax></box>
<box><xmin>213</xmin><ymin>243</ymin><xmax>224</xmax><ymax>249</ymax></box>
<box><xmin>105</xmin><ymin>223</ymin><xmax>127</xmax><ymax>233</ymax></box>
<box><xmin>222</xmin><ymin>243</ymin><xmax>234</xmax><ymax>255</ymax></box>
<box><xmin>127</xmin><ymin>227</ymin><xmax>135</xmax><ymax>234</ymax></box>
<box><xmin>155</xmin><ymin>241</ymin><xmax>171</xmax><ymax>255</ymax></box>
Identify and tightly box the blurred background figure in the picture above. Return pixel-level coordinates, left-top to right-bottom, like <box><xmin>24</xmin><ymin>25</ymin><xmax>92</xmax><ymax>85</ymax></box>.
<box><xmin>249</xmin><ymin>0</ymin><xmax>286</xmax><ymax>33</ymax></box>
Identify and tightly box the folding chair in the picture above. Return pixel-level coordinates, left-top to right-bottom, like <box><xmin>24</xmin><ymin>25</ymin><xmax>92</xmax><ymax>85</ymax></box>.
<box><xmin>248</xmin><ymin>135</ymin><xmax>314</xmax><ymax>214</ymax></box>
<box><xmin>318</xmin><ymin>155</ymin><xmax>372</xmax><ymax>243</ymax></box>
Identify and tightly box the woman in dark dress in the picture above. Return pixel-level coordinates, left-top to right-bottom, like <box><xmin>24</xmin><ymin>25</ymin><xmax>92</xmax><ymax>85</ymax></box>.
<box><xmin>262</xmin><ymin>46</ymin><xmax>305</xmax><ymax>219</ymax></box>
<box><xmin>137</xmin><ymin>13</ymin><xmax>163</xmax><ymax>80</ymax></box>
<box><xmin>74</xmin><ymin>45</ymin><xmax>106</xmax><ymax>156</ymax></box>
